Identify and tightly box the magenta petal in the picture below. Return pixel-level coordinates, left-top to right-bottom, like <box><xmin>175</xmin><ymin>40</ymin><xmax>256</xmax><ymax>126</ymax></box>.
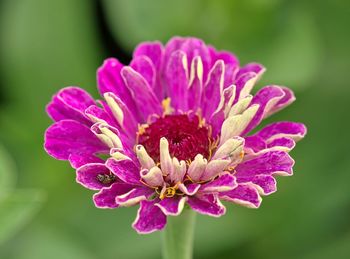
<box><xmin>76</xmin><ymin>163</ymin><xmax>115</xmax><ymax>190</ymax></box>
<box><xmin>116</xmin><ymin>187</ymin><xmax>154</xmax><ymax>207</ymax></box>
<box><xmin>187</xmin><ymin>57</ymin><xmax>203</xmax><ymax>111</ymax></box>
<box><xmin>236</xmin><ymin>151</ymin><xmax>294</xmax><ymax>177</ymax></box>
<box><xmin>85</xmin><ymin>104</ymin><xmax>118</xmax><ymax>127</ymax></box>
<box><xmin>164</xmin><ymin>50</ymin><xmax>189</xmax><ymax>111</ymax></box>
<box><xmin>155</xmin><ymin>196</ymin><xmax>187</xmax><ymax>216</ymax></box>
<box><xmin>133</xmin><ymin>41</ymin><xmax>163</xmax><ymax>71</ymax></box>
<box><xmin>106</xmin><ymin>158</ymin><xmax>141</xmax><ymax>185</ymax></box>
<box><xmin>164</xmin><ymin>37</ymin><xmax>211</xmax><ymax>80</ymax></box>
<box><xmin>266</xmin><ymin>87</ymin><xmax>295</xmax><ymax>117</ymax></box>
<box><xmin>97</xmin><ymin>58</ymin><xmax>139</xmax><ymax>119</ymax></box>
<box><xmin>242</xmin><ymin>85</ymin><xmax>286</xmax><ymax>135</ymax></box>
<box><xmin>267</xmin><ymin>137</ymin><xmax>296</xmax><ymax>150</ymax></box>
<box><xmin>131</xmin><ymin>55</ymin><xmax>156</xmax><ymax>90</ymax></box>
<box><xmin>244</xmin><ymin>135</ymin><xmax>267</xmax><ymax>153</ymax></box>
<box><xmin>187</xmin><ymin>194</ymin><xmax>226</xmax><ymax>217</ymax></box>
<box><xmin>44</xmin><ymin>120</ymin><xmax>107</xmax><ymax>161</ymax></box>
<box><xmin>200</xmin><ymin>173</ymin><xmax>237</xmax><ymax>193</ymax></box>
<box><xmin>209</xmin><ymin>85</ymin><xmax>236</xmax><ymax>136</ymax></box>
<box><xmin>202</xmin><ymin>61</ymin><xmax>225</xmax><ymax>119</ymax></box>
<box><xmin>93</xmin><ymin>182</ymin><xmax>134</xmax><ymax>208</ymax></box>
<box><xmin>220</xmin><ymin>184</ymin><xmax>262</xmax><ymax>208</ymax></box>
<box><xmin>46</xmin><ymin>87</ymin><xmax>95</xmax><ymax>125</ymax></box>
<box><xmin>133</xmin><ymin>41</ymin><xmax>164</xmax><ymax>101</ymax></box>
<box><xmin>238</xmin><ymin>175</ymin><xmax>277</xmax><ymax>195</ymax></box>
<box><xmin>254</xmin><ymin>121</ymin><xmax>307</xmax><ymax>142</ymax></box>
<box><xmin>178</xmin><ymin>183</ymin><xmax>201</xmax><ymax>196</ymax></box>
<box><xmin>237</xmin><ymin>62</ymin><xmax>265</xmax><ymax>78</ymax></box>
<box><xmin>233</xmin><ymin>72</ymin><xmax>258</xmax><ymax>103</ymax></box>
<box><xmin>209</xmin><ymin>46</ymin><xmax>239</xmax><ymax>87</ymax></box>
<box><xmin>121</xmin><ymin>67</ymin><xmax>162</xmax><ymax>120</ymax></box>
<box><xmin>103</xmin><ymin>93</ymin><xmax>138</xmax><ymax>136</ymax></box>
<box><xmin>69</xmin><ymin>153</ymin><xmax>104</xmax><ymax>169</ymax></box>
<box><xmin>132</xmin><ymin>200</ymin><xmax>167</xmax><ymax>234</ymax></box>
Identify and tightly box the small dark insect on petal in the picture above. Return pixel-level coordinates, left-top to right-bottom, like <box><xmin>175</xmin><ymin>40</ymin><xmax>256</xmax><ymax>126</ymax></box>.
<box><xmin>96</xmin><ymin>173</ymin><xmax>116</xmax><ymax>184</ymax></box>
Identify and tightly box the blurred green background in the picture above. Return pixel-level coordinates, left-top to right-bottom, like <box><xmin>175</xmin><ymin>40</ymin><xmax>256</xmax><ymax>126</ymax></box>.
<box><xmin>0</xmin><ymin>0</ymin><xmax>349</xmax><ymax>258</ymax></box>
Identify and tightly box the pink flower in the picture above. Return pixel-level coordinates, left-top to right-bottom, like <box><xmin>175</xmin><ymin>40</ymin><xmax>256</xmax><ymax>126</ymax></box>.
<box><xmin>44</xmin><ymin>37</ymin><xmax>306</xmax><ymax>234</ymax></box>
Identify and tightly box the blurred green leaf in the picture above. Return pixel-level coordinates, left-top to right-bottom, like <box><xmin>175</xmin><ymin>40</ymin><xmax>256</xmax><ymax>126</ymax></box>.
<box><xmin>0</xmin><ymin>145</ymin><xmax>16</xmax><ymax>195</ymax></box>
<box><xmin>0</xmin><ymin>190</ymin><xmax>45</xmax><ymax>244</ymax></box>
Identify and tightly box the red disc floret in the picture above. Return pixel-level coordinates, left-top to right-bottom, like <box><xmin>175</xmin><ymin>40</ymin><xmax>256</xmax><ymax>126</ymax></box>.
<box><xmin>138</xmin><ymin>114</ymin><xmax>213</xmax><ymax>162</ymax></box>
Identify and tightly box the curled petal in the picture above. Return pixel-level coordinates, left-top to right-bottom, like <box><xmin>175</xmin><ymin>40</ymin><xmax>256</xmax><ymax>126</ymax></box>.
<box><xmin>200</xmin><ymin>159</ymin><xmax>231</xmax><ymax>182</ymax></box>
<box><xmin>116</xmin><ymin>187</ymin><xmax>154</xmax><ymax>207</ymax></box>
<box><xmin>254</xmin><ymin>121</ymin><xmax>307</xmax><ymax>142</ymax></box>
<box><xmin>267</xmin><ymin>137</ymin><xmax>296</xmax><ymax>151</ymax></box>
<box><xmin>91</xmin><ymin>122</ymin><xmax>123</xmax><ymax>149</ymax></box>
<box><xmin>93</xmin><ymin>183</ymin><xmax>134</xmax><ymax>208</ymax></box>
<box><xmin>141</xmin><ymin>166</ymin><xmax>164</xmax><ymax>187</ymax></box>
<box><xmin>220</xmin><ymin>184</ymin><xmax>262</xmax><ymax>208</ymax></box>
<box><xmin>170</xmin><ymin>157</ymin><xmax>186</xmax><ymax>184</ymax></box>
<box><xmin>187</xmin><ymin>194</ymin><xmax>226</xmax><ymax>217</ymax></box>
<box><xmin>187</xmin><ymin>154</ymin><xmax>207</xmax><ymax>182</ymax></box>
<box><xmin>135</xmin><ymin>145</ymin><xmax>156</xmax><ymax>170</ymax></box>
<box><xmin>160</xmin><ymin>138</ymin><xmax>173</xmax><ymax>177</ymax></box>
<box><xmin>85</xmin><ymin>104</ymin><xmax>117</xmax><ymax>127</ymax></box>
<box><xmin>178</xmin><ymin>183</ymin><xmax>201</xmax><ymax>196</ymax></box>
<box><xmin>155</xmin><ymin>196</ymin><xmax>187</xmax><ymax>216</ymax></box>
<box><xmin>200</xmin><ymin>173</ymin><xmax>237</xmax><ymax>193</ymax></box>
<box><xmin>132</xmin><ymin>200</ymin><xmax>167</xmax><ymax>234</ymax></box>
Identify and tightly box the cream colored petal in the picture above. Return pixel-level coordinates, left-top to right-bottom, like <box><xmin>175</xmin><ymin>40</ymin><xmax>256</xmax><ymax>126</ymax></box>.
<box><xmin>187</xmin><ymin>154</ymin><xmax>207</xmax><ymax>182</ymax></box>
<box><xmin>160</xmin><ymin>137</ymin><xmax>173</xmax><ymax>176</ymax></box>
<box><xmin>229</xmin><ymin>95</ymin><xmax>253</xmax><ymax>117</ymax></box>
<box><xmin>135</xmin><ymin>145</ymin><xmax>155</xmax><ymax>169</ymax></box>
<box><xmin>220</xmin><ymin>104</ymin><xmax>259</xmax><ymax>145</ymax></box>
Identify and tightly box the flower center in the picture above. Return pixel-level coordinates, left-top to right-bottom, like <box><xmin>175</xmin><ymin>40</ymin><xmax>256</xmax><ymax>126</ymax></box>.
<box><xmin>137</xmin><ymin>114</ymin><xmax>214</xmax><ymax>162</ymax></box>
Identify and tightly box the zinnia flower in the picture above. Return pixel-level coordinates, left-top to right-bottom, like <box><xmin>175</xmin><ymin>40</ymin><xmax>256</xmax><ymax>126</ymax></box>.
<box><xmin>44</xmin><ymin>37</ymin><xmax>306</xmax><ymax>234</ymax></box>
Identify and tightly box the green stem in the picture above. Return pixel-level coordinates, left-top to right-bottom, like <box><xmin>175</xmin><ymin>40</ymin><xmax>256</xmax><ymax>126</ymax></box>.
<box><xmin>161</xmin><ymin>209</ymin><xmax>196</xmax><ymax>259</ymax></box>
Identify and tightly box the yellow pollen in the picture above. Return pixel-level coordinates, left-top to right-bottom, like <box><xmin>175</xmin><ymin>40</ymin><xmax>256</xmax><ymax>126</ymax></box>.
<box><xmin>162</xmin><ymin>97</ymin><xmax>173</xmax><ymax>115</ymax></box>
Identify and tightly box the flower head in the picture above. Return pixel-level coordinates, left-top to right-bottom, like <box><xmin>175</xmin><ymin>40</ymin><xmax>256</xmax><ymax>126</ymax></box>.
<box><xmin>44</xmin><ymin>37</ymin><xmax>306</xmax><ymax>234</ymax></box>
